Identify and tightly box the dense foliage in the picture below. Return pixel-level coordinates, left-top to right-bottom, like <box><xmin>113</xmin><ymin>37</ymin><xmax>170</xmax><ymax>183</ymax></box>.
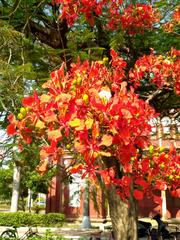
<box><xmin>7</xmin><ymin>48</ymin><xmax>180</xmax><ymax>201</ymax></box>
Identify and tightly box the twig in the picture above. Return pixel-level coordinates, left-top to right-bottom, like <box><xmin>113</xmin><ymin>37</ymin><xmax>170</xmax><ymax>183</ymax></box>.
<box><xmin>145</xmin><ymin>89</ymin><xmax>163</xmax><ymax>103</ymax></box>
<box><xmin>0</xmin><ymin>99</ymin><xmax>8</xmax><ymax>111</ymax></box>
<box><xmin>8</xmin><ymin>48</ymin><xmax>12</xmax><ymax>64</ymax></box>
<box><xmin>22</xmin><ymin>0</ymin><xmax>46</xmax><ymax>33</ymax></box>
<box><xmin>9</xmin><ymin>0</ymin><xmax>22</xmax><ymax>20</ymax></box>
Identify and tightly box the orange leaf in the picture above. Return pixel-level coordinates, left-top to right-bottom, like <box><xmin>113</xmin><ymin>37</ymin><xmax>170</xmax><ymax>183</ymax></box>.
<box><xmin>40</xmin><ymin>149</ymin><xmax>49</xmax><ymax>159</ymax></box>
<box><xmin>70</xmin><ymin>164</ymin><xmax>83</xmax><ymax>174</ymax></box>
<box><xmin>121</xmin><ymin>109</ymin><xmax>132</xmax><ymax>119</ymax></box>
<box><xmin>92</xmin><ymin>121</ymin><xmax>100</xmax><ymax>138</ymax></box>
<box><xmin>100</xmin><ymin>134</ymin><xmax>113</xmax><ymax>147</ymax></box>
<box><xmin>74</xmin><ymin>141</ymin><xmax>86</xmax><ymax>153</ymax></box>
<box><xmin>36</xmin><ymin>160</ymin><xmax>48</xmax><ymax>176</ymax></box>
<box><xmin>44</xmin><ymin>112</ymin><xmax>57</xmax><ymax>123</ymax></box>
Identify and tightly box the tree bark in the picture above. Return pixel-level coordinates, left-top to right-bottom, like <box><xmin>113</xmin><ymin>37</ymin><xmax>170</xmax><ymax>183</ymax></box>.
<box><xmin>100</xmin><ymin>156</ymin><xmax>138</xmax><ymax>240</ymax></box>
<box><xmin>106</xmin><ymin>185</ymin><xmax>137</xmax><ymax>240</ymax></box>
<box><xmin>29</xmin><ymin>19</ymin><xmax>68</xmax><ymax>50</ymax></box>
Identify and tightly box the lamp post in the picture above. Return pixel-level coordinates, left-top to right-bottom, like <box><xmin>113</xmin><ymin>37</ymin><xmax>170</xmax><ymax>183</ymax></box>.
<box><xmin>81</xmin><ymin>88</ymin><xmax>111</xmax><ymax>228</ymax></box>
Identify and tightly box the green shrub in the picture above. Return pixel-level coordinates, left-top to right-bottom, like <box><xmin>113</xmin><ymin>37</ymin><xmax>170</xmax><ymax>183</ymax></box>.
<box><xmin>32</xmin><ymin>204</ymin><xmax>45</xmax><ymax>214</ymax></box>
<box><xmin>42</xmin><ymin>213</ymin><xmax>66</xmax><ymax>227</ymax></box>
<box><xmin>0</xmin><ymin>212</ymin><xmax>65</xmax><ymax>227</ymax></box>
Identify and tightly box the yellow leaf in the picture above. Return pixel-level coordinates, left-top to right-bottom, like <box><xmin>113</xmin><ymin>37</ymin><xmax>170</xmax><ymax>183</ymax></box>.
<box><xmin>35</xmin><ymin>119</ymin><xmax>45</xmax><ymax>129</ymax></box>
<box><xmin>85</xmin><ymin>118</ymin><xmax>94</xmax><ymax>129</ymax></box>
<box><xmin>110</xmin><ymin>125</ymin><xmax>118</xmax><ymax>135</ymax></box>
<box><xmin>100</xmin><ymin>134</ymin><xmax>113</xmax><ymax>147</ymax></box>
<box><xmin>99</xmin><ymin>151</ymin><xmax>112</xmax><ymax>157</ymax></box>
<box><xmin>48</xmin><ymin>129</ymin><xmax>62</xmax><ymax>140</ymax></box>
<box><xmin>40</xmin><ymin>94</ymin><xmax>51</xmax><ymax>103</ymax></box>
<box><xmin>75</xmin><ymin>120</ymin><xmax>85</xmax><ymax>131</ymax></box>
<box><xmin>69</xmin><ymin>118</ymin><xmax>81</xmax><ymax>127</ymax></box>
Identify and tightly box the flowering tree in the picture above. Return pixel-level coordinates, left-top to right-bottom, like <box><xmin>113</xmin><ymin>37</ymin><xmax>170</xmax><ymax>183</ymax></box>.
<box><xmin>6</xmin><ymin>1</ymin><xmax>180</xmax><ymax>239</ymax></box>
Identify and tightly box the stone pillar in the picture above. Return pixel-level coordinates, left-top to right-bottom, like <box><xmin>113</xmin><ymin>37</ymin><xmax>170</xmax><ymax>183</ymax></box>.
<box><xmin>81</xmin><ymin>179</ymin><xmax>91</xmax><ymax>229</ymax></box>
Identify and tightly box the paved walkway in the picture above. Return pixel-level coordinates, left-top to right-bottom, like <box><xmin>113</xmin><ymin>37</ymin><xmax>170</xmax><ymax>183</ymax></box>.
<box><xmin>0</xmin><ymin>218</ymin><xmax>179</xmax><ymax>239</ymax></box>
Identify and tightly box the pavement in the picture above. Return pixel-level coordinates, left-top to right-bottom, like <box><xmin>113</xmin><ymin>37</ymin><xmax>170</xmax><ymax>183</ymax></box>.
<box><xmin>0</xmin><ymin>218</ymin><xmax>179</xmax><ymax>239</ymax></box>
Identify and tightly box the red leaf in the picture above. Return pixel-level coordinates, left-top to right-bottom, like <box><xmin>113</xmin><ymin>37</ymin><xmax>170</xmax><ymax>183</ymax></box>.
<box><xmin>22</xmin><ymin>135</ymin><xmax>32</xmax><ymax>144</ymax></box>
<box><xmin>123</xmin><ymin>163</ymin><xmax>132</xmax><ymax>173</ymax></box>
<box><xmin>22</xmin><ymin>96</ymin><xmax>36</xmax><ymax>107</ymax></box>
<box><xmin>109</xmin><ymin>168</ymin><xmax>115</xmax><ymax>179</ymax></box>
<box><xmin>155</xmin><ymin>180</ymin><xmax>167</xmax><ymax>191</ymax></box>
<box><xmin>134</xmin><ymin>189</ymin><xmax>144</xmax><ymax>200</ymax></box>
<box><xmin>153</xmin><ymin>195</ymin><xmax>162</xmax><ymax>204</ymax></box>
<box><xmin>122</xmin><ymin>176</ymin><xmax>131</xmax><ymax>186</ymax></box>
<box><xmin>135</xmin><ymin>178</ymin><xmax>149</xmax><ymax>189</ymax></box>
<box><xmin>22</xmin><ymin>91</ymin><xmax>39</xmax><ymax>107</ymax></box>
<box><xmin>170</xmin><ymin>189</ymin><xmax>180</xmax><ymax>198</ymax></box>
<box><xmin>141</xmin><ymin>159</ymin><xmax>150</xmax><ymax>172</ymax></box>
<box><xmin>7</xmin><ymin>124</ymin><xmax>17</xmax><ymax>136</ymax></box>
<box><xmin>8</xmin><ymin>113</ymin><xmax>17</xmax><ymax>124</ymax></box>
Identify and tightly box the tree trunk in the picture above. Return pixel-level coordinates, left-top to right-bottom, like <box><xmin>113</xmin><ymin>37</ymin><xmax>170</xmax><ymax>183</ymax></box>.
<box><xmin>106</xmin><ymin>185</ymin><xmax>137</xmax><ymax>240</ymax></box>
<box><xmin>10</xmin><ymin>165</ymin><xmax>21</xmax><ymax>212</ymax></box>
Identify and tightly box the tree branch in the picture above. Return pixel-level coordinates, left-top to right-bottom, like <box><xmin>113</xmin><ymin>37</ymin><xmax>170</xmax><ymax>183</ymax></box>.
<box><xmin>29</xmin><ymin>19</ymin><xmax>68</xmax><ymax>49</ymax></box>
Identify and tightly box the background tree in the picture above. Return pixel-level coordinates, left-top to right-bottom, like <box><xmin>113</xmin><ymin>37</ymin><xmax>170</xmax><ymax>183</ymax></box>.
<box><xmin>0</xmin><ymin>168</ymin><xmax>12</xmax><ymax>201</ymax></box>
<box><xmin>0</xmin><ymin>1</ymin><xmax>65</xmax><ymax>210</ymax></box>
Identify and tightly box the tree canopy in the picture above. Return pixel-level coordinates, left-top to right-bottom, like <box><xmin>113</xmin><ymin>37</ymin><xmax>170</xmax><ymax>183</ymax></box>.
<box><xmin>0</xmin><ymin>0</ymin><xmax>179</xmax><ymax>118</ymax></box>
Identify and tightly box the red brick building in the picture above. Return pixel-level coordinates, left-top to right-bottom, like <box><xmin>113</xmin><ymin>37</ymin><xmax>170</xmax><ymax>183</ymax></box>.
<box><xmin>46</xmin><ymin>117</ymin><xmax>180</xmax><ymax>221</ymax></box>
